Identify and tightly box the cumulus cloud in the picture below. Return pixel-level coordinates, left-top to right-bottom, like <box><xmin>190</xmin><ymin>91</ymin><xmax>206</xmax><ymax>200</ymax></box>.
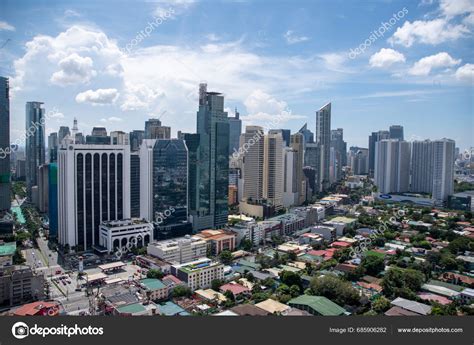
<box><xmin>389</xmin><ymin>18</ymin><xmax>469</xmax><ymax>47</ymax></box>
<box><xmin>283</xmin><ymin>30</ymin><xmax>310</xmax><ymax>44</ymax></box>
<box><xmin>369</xmin><ymin>48</ymin><xmax>406</xmax><ymax>68</ymax></box>
<box><xmin>50</xmin><ymin>53</ymin><xmax>97</xmax><ymax>86</ymax></box>
<box><xmin>0</xmin><ymin>21</ymin><xmax>15</xmax><ymax>31</ymax></box>
<box><xmin>241</xmin><ymin>90</ymin><xmax>306</xmax><ymax>124</ymax></box>
<box><xmin>409</xmin><ymin>52</ymin><xmax>461</xmax><ymax>76</ymax></box>
<box><xmin>455</xmin><ymin>63</ymin><xmax>474</xmax><ymax>83</ymax></box>
<box><xmin>75</xmin><ymin>88</ymin><xmax>119</xmax><ymax>105</ymax></box>
<box><xmin>439</xmin><ymin>0</ymin><xmax>474</xmax><ymax>17</ymax></box>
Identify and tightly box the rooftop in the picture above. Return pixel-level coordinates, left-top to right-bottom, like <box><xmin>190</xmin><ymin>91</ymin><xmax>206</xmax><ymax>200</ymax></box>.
<box><xmin>288</xmin><ymin>295</ymin><xmax>347</xmax><ymax>316</ymax></box>
<box><xmin>255</xmin><ymin>299</ymin><xmax>290</xmax><ymax>314</ymax></box>
<box><xmin>0</xmin><ymin>242</ymin><xmax>16</xmax><ymax>256</ymax></box>
<box><xmin>140</xmin><ymin>278</ymin><xmax>166</xmax><ymax>291</ymax></box>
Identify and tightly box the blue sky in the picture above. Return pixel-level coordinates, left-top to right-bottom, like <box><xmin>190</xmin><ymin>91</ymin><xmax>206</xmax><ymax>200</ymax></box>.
<box><xmin>0</xmin><ymin>0</ymin><xmax>473</xmax><ymax>150</ymax></box>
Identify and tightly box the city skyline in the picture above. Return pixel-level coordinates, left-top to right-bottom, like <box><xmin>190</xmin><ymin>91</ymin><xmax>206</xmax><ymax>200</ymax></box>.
<box><xmin>0</xmin><ymin>0</ymin><xmax>473</xmax><ymax>151</ymax></box>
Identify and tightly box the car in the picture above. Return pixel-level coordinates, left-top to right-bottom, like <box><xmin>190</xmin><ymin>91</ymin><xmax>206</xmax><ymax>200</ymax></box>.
<box><xmin>55</xmin><ymin>270</ymin><xmax>61</xmax><ymax>274</ymax></box>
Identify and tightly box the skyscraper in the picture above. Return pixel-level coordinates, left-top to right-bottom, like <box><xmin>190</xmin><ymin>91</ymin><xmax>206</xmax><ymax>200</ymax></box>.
<box><xmin>348</xmin><ymin>147</ymin><xmax>369</xmax><ymax>175</ymax></box>
<box><xmin>432</xmin><ymin>139</ymin><xmax>455</xmax><ymax>203</ymax></box>
<box><xmin>283</xmin><ymin>147</ymin><xmax>298</xmax><ymax>207</ymax></box>
<box><xmin>130</xmin><ymin>152</ymin><xmax>140</xmax><ymax>218</ymax></box>
<box><xmin>0</xmin><ymin>77</ymin><xmax>10</xmax><ymax>211</ymax></box>
<box><xmin>58</xmin><ymin>126</ymin><xmax>70</xmax><ymax>144</ymax></box>
<box><xmin>330</xmin><ymin>128</ymin><xmax>347</xmax><ymax>182</ymax></box>
<box><xmin>190</xmin><ymin>83</ymin><xmax>229</xmax><ymax>230</ymax></box>
<box><xmin>263</xmin><ymin>131</ymin><xmax>283</xmax><ymax>210</ymax></box>
<box><xmin>411</xmin><ymin>140</ymin><xmax>434</xmax><ymax>194</ymax></box>
<box><xmin>152</xmin><ymin>139</ymin><xmax>191</xmax><ymax>239</ymax></box>
<box><xmin>374</xmin><ymin>140</ymin><xmax>410</xmax><ymax>194</ymax></box>
<box><xmin>241</xmin><ymin>126</ymin><xmax>265</xmax><ymax>203</ymax></box>
<box><xmin>58</xmin><ymin>143</ymin><xmax>131</xmax><ymax>250</ymax></box>
<box><xmin>145</xmin><ymin>118</ymin><xmax>170</xmax><ymax>139</ymax></box>
<box><xmin>110</xmin><ymin>131</ymin><xmax>129</xmax><ymax>145</ymax></box>
<box><xmin>389</xmin><ymin>125</ymin><xmax>404</xmax><ymax>141</ymax></box>
<box><xmin>130</xmin><ymin>130</ymin><xmax>145</xmax><ymax>152</ymax></box>
<box><xmin>86</xmin><ymin>127</ymin><xmax>110</xmax><ymax>144</ymax></box>
<box><xmin>48</xmin><ymin>132</ymin><xmax>58</xmax><ymax>163</ymax></box>
<box><xmin>25</xmin><ymin>101</ymin><xmax>46</xmax><ymax>198</ymax></box>
<box><xmin>315</xmin><ymin>102</ymin><xmax>331</xmax><ymax>191</ymax></box>
<box><xmin>368</xmin><ymin>130</ymin><xmax>389</xmax><ymax>176</ymax></box>
<box><xmin>298</xmin><ymin>123</ymin><xmax>314</xmax><ymax>147</ymax></box>
<box><xmin>290</xmin><ymin>132</ymin><xmax>304</xmax><ymax>205</ymax></box>
<box><xmin>304</xmin><ymin>143</ymin><xmax>321</xmax><ymax>196</ymax></box>
<box><xmin>228</xmin><ymin>108</ymin><xmax>242</xmax><ymax>156</ymax></box>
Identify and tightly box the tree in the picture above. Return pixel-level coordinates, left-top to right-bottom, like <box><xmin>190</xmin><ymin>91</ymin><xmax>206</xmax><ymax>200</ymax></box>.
<box><xmin>251</xmin><ymin>292</ymin><xmax>270</xmax><ymax>303</ymax></box>
<box><xmin>219</xmin><ymin>250</ymin><xmax>233</xmax><ymax>265</ymax></box>
<box><xmin>13</xmin><ymin>248</ymin><xmax>25</xmax><ymax>265</ymax></box>
<box><xmin>223</xmin><ymin>290</ymin><xmax>235</xmax><ymax>301</ymax></box>
<box><xmin>240</xmin><ymin>239</ymin><xmax>253</xmax><ymax>251</ymax></box>
<box><xmin>211</xmin><ymin>279</ymin><xmax>223</xmax><ymax>291</ymax></box>
<box><xmin>173</xmin><ymin>285</ymin><xmax>191</xmax><ymax>298</ymax></box>
<box><xmin>381</xmin><ymin>267</ymin><xmax>424</xmax><ymax>299</ymax></box>
<box><xmin>309</xmin><ymin>275</ymin><xmax>360</xmax><ymax>307</ymax></box>
<box><xmin>279</xmin><ymin>270</ymin><xmax>302</xmax><ymax>289</ymax></box>
<box><xmin>262</xmin><ymin>278</ymin><xmax>276</xmax><ymax>290</ymax></box>
<box><xmin>290</xmin><ymin>284</ymin><xmax>301</xmax><ymax>297</ymax></box>
<box><xmin>146</xmin><ymin>269</ymin><xmax>164</xmax><ymax>279</ymax></box>
<box><xmin>372</xmin><ymin>296</ymin><xmax>391</xmax><ymax>313</ymax></box>
<box><xmin>447</xmin><ymin>237</ymin><xmax>473</xmax><ymax>255</ymax></box>
<box><xmin>360</xmin><ymin>254</ymin><xmax>385</xmax><ymax>276</ymax></box>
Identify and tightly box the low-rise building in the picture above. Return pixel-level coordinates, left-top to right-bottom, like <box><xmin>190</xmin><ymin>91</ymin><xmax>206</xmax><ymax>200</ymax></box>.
<box><xmin>171</xmin><ymin>258</ymin><xmax>224</xmax><ymax>291</ymax></box>
<box><xmin>194</xmin><ymin>229</ymin><xmax>236</xmax><ymax>255</ymax></box>
<box><xmin>147</xmin><ymin>235</ymin><xmax>207</xmax><ymax>264</ymax></box>
<box><xmin>99</xmin><ymin>219</ymin><xmax>153</xmax><ymax>253</ymax></box>
<box><xmin>323</xmin><ymin>216</ymin><xmax>357</xmax><ymax>237</ymax></box>
<box><xmin>0</xmin><ymin>266</ymin><xmax>46</xmax><ymax>307</ymax></box>
<box><xmin>0</xmin><ymin>242</ymin><xmax>16</xmax><ymax>268</ymax></box>
<box><xmin>310</xmin><ymin>225</ymin><xmax>336</xmax><ymax>241</ymax></box>
<box><xmin>288</xmin><ymin>295</ymin><xmax>348</xmax><ymax>316</ymax></box>
<box><xmin>139</xmin><ymin>278</ymin><xmax>169</xmax><ymax>301</ymax></box>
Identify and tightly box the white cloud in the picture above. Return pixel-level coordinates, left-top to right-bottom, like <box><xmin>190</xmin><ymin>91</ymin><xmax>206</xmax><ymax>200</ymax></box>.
<box><xmin>75</xmin><ymin>88</ymin><xmax>119</xmax><ymax>105</ymax></box>
<box><xmin>409</xmin><ymin>52</ymin><xmax>461</xmax><ymax>76</ymax></box>
<box><xmin>389</xmin><ymin>18</ymin><xmax>469</xmax><ymax>47</ymax></box>
<box><xmin>455</xmin><ymin>63</ymin><xmax>474</xmax><ymax>83</ymax></box>
<box><xmin>241</xmin><ymin>90</ymin><xmax>305</xmax><ymax>124</ymax></box>
<box><xmin>283</xmin><ymin>30</ymin><xmax>310</xmax><ymax>44</ymax></box>
<box><xmin>369</xmin><ymin>48</ymin><xmax>406</xmax><ymax>68</ymax></box>
<box><xmin>439</xmin><ymin>0</ymin><xmax>474</xmax><ymax>17</ymax></box>
<box><xmin>100</xmin><ymin>116</ymin><xmax>123</xmax><ymax>122</ymax></box>
<box><xmin>463</xmin><ymin>12</ymin><xmax>474</xmax><ymax>25</ymax></box>
<box><xmin>153</xmin><ymin>0</ymin><xmax>196</xmax><ymax>17</ymax></box>
<box><xmin>50</xmin><ymin>53</ymin><xmax>97</xmax><ymax>86</ymax></box>
<box><xmin>0</xmin><ymin>21</ymin><xmax>15</xmax><ymax>31</ymax></box>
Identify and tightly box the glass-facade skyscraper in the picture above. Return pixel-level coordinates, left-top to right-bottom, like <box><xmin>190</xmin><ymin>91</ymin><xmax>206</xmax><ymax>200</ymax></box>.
<box><xmin>25</xmin><ymin>101</ymin><xmax>45</xmax><ymax>198</ymax></box>
<box><xmin>0</xmin><ymin>77</ymin><xmax>10</xmax><ymax>211</ymax></box>
<box><xmin>228</xmin><ymin>109</ymin><xmax>242</xmax><ymax>156</ymax></box>
<box><xmin>190</xmin><ymin>83</ymin><xmax>229</xmax><ymax>230</ymax></box>
<box><xmin>152</xmin><ymin>139</ymin><xmax>191</xmax><ymax>239</ymax></box>
<box><xmin>315</xmin><ymin>102</ymin><xmax>331</xmax><ymax>191</ymax></box>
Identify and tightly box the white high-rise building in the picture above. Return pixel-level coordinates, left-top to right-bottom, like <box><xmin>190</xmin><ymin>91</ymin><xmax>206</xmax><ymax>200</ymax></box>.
<box><xmin>263</xmin><ymin>132</ymin><xmax>284</xmax><ymax>209</ymax></box>
<box><xmin>374</xmin><ymin>140</ymin><xmax>410</xmax><ymax>194</ymax></box>
<box><xmin>58</xmin><ymin>142</ymin><xmax>131</xmax><ymax>250</ymax></box>
<box><xmin>315</xmin><ymin>102</ymin><xmax>331</xmax><ymax>191</ymax></box>
<box><xmin>432</xmin><ymin>139</ymin><xmax>455</xmax><ymax>202</ymax></box>
<box><xmin>283</xmin><ymin>147</ymin><xmax>298</xmax><ymax>208</ymax></box>
<box><xmin>411</xmin><ymin>140</ymin><xmax>434</xmax><ymax>194</ymax></box>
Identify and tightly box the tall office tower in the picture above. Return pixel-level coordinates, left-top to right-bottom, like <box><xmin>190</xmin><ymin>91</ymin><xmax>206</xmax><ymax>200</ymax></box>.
<box><xmin>315</xmin><ymin>102</ymin><xmax>331</xmax><ymax>191</ymax></box>
<box><xmin>303</xmin><ymin>167</ymin><xmax>317</xmax><ymax>201</ymax></box>
<box><xmin>263</xmin><ymin>131</ymin><xmax>283</xmax><ymax>210</ymax></box>
<box><xmin>25</xmin><ymin>102</ymin><xmax>46</xmax><ymax>198</ymax></box>
<box><xmin>411</xmin><ymin>140</ymin><xmax>434</xmax><ymax>194</ymax></box>
<box><xmin>110</xmin><ymin>131</ymin><xmax>129</xmax><ymax>145</ymax></box>
<box><xmin>48</xmin><ymin>132</ymin><xmax>58</xmax><ymax>163</ymax></box>
<box><xmin>38</xmin><ymin>164</ymin><xmax>49</xmax><ymax>213</ymax></box>
<box><xmin>144</xmin><ymin>118</ymin><xmax>171</xmax><ymax>139</ymax></box>
<box><xmin>290</xmin><ymin>133</ymin><xmax>304</xmax><ymax>205</ymax></box>
<box><xmin>228</xmin><ymin>108</ymin><xmax>242</xmax><ymax>156</ymax></box>
<box><xmin>348</xmin><ymin>147</ymin><xmax>369</xmax><ymax>175</ymax></box>
<box><xmin>129</xmin><ymin>130</ymin><xmax>145</xmax><ymax>152</ymax></box>
<box><xmin>241</xmin><ymin>126</ymin><xmax>265</xmax><ymax>202</ymax></box>
<box><xmin>58</xmin><ymin>143</ymin><xmax>130</xmax><ymax>250</ymax></box>
<box><xmin>374</xmin><ymin>140</ymin><xmax>410</xmax><ymax>194</ymax></box>
<box><xmin>389</xmin><ymin>125</ymin><xmax>404</xmax><ymax>141</ymax></box>
<box><xmin>130</xmin><ymin>152</ymin><xmax>140</xmax><ymax>218</ymax></box>
<box><xmin>190</xmin><ymin>83</ymin><xmax>229</xmax><ymax>230</ymax></box>
<box><xmin>282</xmin><ymin>147</ymin><xmax>298</xmax><ymax>207</ymax></box>
<box><xmin>298</xmin><ymin>123</ymin><xmax>314</xmax><ymax>148</ymax></box>
<box><xmin>48</xmin><ymin>163</ymin><xmax>58</xmax><ymax>239</ymax></box>
<box><xmin>432</xmin><ymin>139</ymin><xmax>455</xmax><ymax>202</ymax></box>
<box><xmin>71</xmin><ymin>117</ymin><xmax>79</xmax><ymax>142</ymax></box>
<box><xmin>86</xmin><ymin>127</ymin><xmax>110</xmax><ymax>144</ymax></box>
<box><xmin>304</xmin><ymin>143</ymin><xmax>321</xmax><ymax>195</ymax></box>
<box><xmin>0</xmin><ymin>77</ymin><xmax>10</xmax><ymax>211</ymax></box>
<box><xmin>152</xmin><ymin>139</ymin><xmax>191</xmax><ymax>239</ymax></box>
<box><xmin>368</xmin><ymin>130</ymin><xmax>390</xmax><ymax>176</ymax></box>
<box><xmin>183</xmin><ymin>133</ymin><xmax>199</xmax><ymax>215</ymax></box>
<box><xmin>268</xmin><ymin>129</ymin><xmax>291</xmax><ymax>147</ymax></box>
<box><xmin>58</xmin><ymin>126</ymin><xmax>70</xmax><ymax>144</ymax></box>
<box><xmin>330</xmin><ymin>128</ymin><xmax>346</xmax><ymax>182</ymax></box>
